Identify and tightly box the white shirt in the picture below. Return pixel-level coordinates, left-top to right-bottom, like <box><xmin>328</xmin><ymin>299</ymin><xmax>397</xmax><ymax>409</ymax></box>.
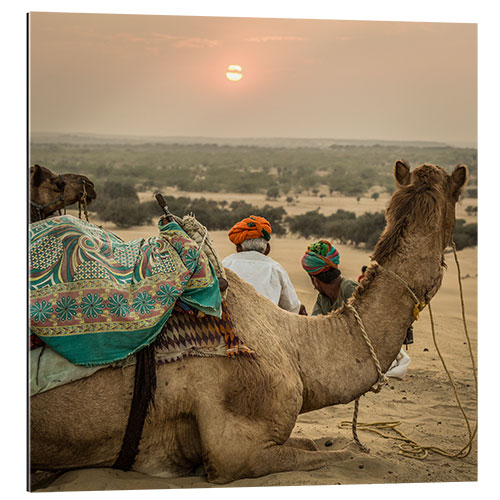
<box><xmin>222</xmin><ymin>251</ymin><xmax>301</xmax><ymax>313</ymax></box>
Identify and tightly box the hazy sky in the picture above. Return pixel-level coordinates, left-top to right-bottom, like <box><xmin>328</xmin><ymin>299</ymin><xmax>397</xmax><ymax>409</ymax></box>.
<box><xmin>29</xmin><ymin>13</ymin><xmax>477</xmax><ymax>145</ymax></box>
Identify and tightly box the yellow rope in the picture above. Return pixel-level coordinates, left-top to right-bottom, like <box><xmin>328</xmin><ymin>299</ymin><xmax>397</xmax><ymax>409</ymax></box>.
<box><xmin>341</xmin><ymin>242</ymin><xmax>477</xmax><ymax>460</ymax></box>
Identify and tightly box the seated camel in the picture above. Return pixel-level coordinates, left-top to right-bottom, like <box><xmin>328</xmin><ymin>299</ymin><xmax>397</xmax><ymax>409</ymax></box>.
<box><xmin>30</xmin><ymin>160</ymin><xmax>468</xmax><ymax>485</ymax></box>
<box><xmin>29</xmin><ymin>164</ymin><xmax>96</xmax><ymax>222</ymax></box>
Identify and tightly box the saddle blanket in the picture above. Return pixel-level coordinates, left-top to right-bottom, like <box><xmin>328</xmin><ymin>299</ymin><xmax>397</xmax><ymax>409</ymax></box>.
<box><xmin>29</xmin><ymin>215</ymin><xmax>222</xmax><ymax>366</ymax></box>
<box><xmin>30</xmin><ymin>302</ymin><xmax>254</xmax><ymax>396</ymax></box>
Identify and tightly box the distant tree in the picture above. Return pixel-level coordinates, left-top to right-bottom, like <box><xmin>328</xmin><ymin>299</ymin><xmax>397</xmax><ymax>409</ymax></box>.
<box><xmin>371</xmin><ymin>192</ymin><xmax>380</xmax><ymax>201</ymax></box>
<box><xmin>100</xmin><ymin>181</ymin><xmax>139</xmax><ymax>202</ymax></box>
<box><xmin>453</xmin><ymin>219</ymin><xmax>477</xmax><ymax>250</ymax></box>
<box><xmin>466</xmin><ymin>187</ymin><xmax>478</xmax><ymax>198</ymax></box>
<box><xmin>465</xmin><ymin>205</ymin><xmax>478</xmax><ymax>216</ymax></box>
<box><xmin>312</xmin><ymin>188</ymin><xmax>320</xmax><ymax>197</ymax></box>
<box><xmin>287</xmin><ymin>210</ymin><xmax>326</xmax><ymax>238</ymax></box>
<box><xmin>286</xmin><ymin>196</ymin><xmax>294</xmax><ymax>205</ymax></box>
<box><xmin>97</xmin><ymin>199</ymin><xmax>152</xmax><ymax>228</ymax></box>
<box><xmin>266</xmin><ymin>186</ymin><xmax>280</xmax><ymax>201</ymax></box>
<box><xmin>350</xmin><ymin>212</ymin><xmax>386</xmax><ymax>248</ymax></box>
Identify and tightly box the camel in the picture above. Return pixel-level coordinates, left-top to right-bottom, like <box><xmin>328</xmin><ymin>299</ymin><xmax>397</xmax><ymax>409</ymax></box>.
<box><xmin>30</xmin><ymin>160</ymin><xmax>468</xmax><ymax>485</ymax></box>
<box><xmin>29</xmin><ymin>164</ymin><xmax>97</xmax><ymax>222</ymax></box>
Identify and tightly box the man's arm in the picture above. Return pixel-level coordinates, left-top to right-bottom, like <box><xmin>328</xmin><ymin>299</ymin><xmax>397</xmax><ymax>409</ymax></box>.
<box><xmin>276</xmin><ymin>266</ymin><xmax>302</xmax><ymax>313</ymax></box>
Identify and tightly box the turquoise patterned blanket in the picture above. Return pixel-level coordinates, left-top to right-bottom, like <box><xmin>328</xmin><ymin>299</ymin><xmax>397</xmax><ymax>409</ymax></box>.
<box><xmin>29</xmin><ymin>215</ymin><xmax>221</xmax><ymax>366</ymax></box>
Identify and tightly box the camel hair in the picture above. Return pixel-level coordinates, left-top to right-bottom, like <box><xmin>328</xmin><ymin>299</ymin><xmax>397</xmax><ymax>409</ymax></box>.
<box><xmin>30</xmin><ymin>160</ymin><xmax>468</xmax><ymax>484</ymax></box>
<box><xmin>29</xmin><ymin>164</ymin><xmax>97</xmax><ymax>222</ymax></box>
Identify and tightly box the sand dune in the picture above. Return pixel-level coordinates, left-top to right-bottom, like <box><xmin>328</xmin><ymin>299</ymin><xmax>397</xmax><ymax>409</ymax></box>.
<box><xmin>35</xmin><ymin>218</ymin><xmax>477</xmax><ymax>492</ymax></box>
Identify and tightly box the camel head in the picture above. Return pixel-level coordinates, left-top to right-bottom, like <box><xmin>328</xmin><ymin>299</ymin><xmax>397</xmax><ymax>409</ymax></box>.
<box><xmin>392</xmin><ymin>160</ymin><xmax>468</xmax><ymax>250</ymax></box>
<box><xmin>59</xmin><ymin>172</ymin><xmax>97</xmax><ymax>208</ymax></box>
<box><xmin>373</xmin><ymin>160</ymin><xmax>468</xmax><ymax>300</ymax></box>
<box><xmin>30</xmin><ymin>164</ymin><xmax>67</xmax><ymax>221</ymax></box>
<box><xmin>29</xmin><ymin>164</ymin><xmax>97</xmax><ymax>221</ymax></box>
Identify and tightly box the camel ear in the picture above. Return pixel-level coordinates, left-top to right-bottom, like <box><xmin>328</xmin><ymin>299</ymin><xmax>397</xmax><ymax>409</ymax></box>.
<box><xmin>31</xmin><ymin>164</ymin><xmax>44</xmax><ymax>187</ymax></box>
<box><xmin>449</xmin><ymin>164</ymin><xmax>469</xmax><ymax>200</ymax></box>
<box><xmin>394</xmin><ymin>160</ymin><xmax>411</xmax><ymax>187</ymax></box>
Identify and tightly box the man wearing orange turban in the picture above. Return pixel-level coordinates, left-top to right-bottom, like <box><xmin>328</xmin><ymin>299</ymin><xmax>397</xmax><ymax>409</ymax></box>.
<box><xmin>223</xmin><ymin>216</ymin><xmax>306</xmax><ymax>314</ymax></box>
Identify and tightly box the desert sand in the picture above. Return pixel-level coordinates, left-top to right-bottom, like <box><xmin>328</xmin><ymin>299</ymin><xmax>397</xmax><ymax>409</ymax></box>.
<box><xmin>34</xmin><ymin>213</ymin><xmax>478</xmax><ymax>492</ymax></box>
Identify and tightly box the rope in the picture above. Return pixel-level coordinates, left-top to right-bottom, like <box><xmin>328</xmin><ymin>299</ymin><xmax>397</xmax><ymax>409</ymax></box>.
<box><xmin>346</xmin><ymin>303</ymin><xmax>388</xmax><ymax>452</ymax></box>
<box><xmin>174</xmin><ymin>214</ymin><xmax>209</xmax><ymax>271</ymax></box>
<box><xmin>340</xmin><ymin>241</ymin><xmax>477</xmax><ymax>460</ymax></box>
<box><xmin>347</xmin><ymin>305</ymin><xmax>388</xmax><ymax>393</ymax></box>
<box><xmin>78</xmin><ymin>181</ymin><xmax>90</xmax><ymax>222</ymax></box>
<box><xmin>450</xmin><ymin>240</ymin><xmax>478</xmax><ymax>393</ymax></box>
<box><xmin>373</xmin><ymin>260</ymin><xmax>426</xmax><ymax>320</ymax></box>
<box><xmin>351</xmin><ymin>398</ymin><xmax>370</xmax><ymax>453</ymax></box>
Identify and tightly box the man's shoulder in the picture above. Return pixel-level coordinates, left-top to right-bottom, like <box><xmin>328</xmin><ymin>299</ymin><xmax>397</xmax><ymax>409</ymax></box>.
<box><xmin>341</xmin><ymin>278</ymin><xmax>359</xmax><ymax>300</ymax></box>
<box><xmin>223</xmin><ymin>251</ymin><xmax>272</xmax><ymax>265</ymax></box>
<box><xmin>343</xmin><ymin>278</ymin><xmax>359</xmax><ymax>288</ymax></box>
<box><xmin>265</xmin><ymin>254</ymin><xmax>287</xmax><ymax>268</ymax></box>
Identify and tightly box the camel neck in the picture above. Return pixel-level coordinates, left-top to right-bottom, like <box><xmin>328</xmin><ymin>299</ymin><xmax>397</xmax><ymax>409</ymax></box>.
<box><xmin>290</xmin><ymin>249</ymin><xmax>440</xmax><ymax>413</ymax></box>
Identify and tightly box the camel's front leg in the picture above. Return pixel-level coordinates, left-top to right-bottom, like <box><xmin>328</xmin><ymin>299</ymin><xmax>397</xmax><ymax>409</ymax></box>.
<box><xmin>284</xmin><ymin>436</ymin><xmax>319</xmax><ymax>451</ymax></box>
<box><xmin>206</xmin><ymin>439</ymin><xmax>355</xmax><ymax>484</ymax></box>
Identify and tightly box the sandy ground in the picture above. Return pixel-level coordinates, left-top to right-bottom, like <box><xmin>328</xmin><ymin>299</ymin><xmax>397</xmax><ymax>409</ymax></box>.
<box><xmin>34</xmin><ymin>212</ymin><xmax>478</xmax><ymax>492</ymax></box>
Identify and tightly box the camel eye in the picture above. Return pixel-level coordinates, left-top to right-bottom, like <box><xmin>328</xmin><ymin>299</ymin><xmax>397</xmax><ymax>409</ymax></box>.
<box><xmin>55</xmin><ymin>179</ymin><xmax>65</xmax><ymax>191</ymax></box>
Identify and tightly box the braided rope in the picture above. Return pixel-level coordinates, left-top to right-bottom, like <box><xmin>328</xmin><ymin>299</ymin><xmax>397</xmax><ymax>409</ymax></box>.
<box><xmin>372</xmin><ymin>260</ymin><xmax>426</xmax><ymax>320</ymax></box>
<box><xmin>173</xmin><ymin>215</ymin><xmax>209</xmax><ymax>271</ymax></box>
<box><xmin>340</xmin><ymin>241</ymin><xmax>477</xmax><ymax>460</ymax></box>
<box><xmin>347</xmin><ymin>304</ymin><xmax>388</xmax><ymax>393</ymax></box>
<box><xmin>346</xmin><ymin>303</ymin><xmax>388</xmax><ymax>452</ymax></box>
<box><xmin>351</xmin><ymin>398</ymin><xmax>370</xmax><ymax>453</ymax></box>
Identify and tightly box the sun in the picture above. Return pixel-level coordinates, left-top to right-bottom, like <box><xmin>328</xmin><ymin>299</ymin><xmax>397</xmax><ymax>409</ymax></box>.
<box><xmin>225</xmin><ymin>64</ymin><xmax>243</xmax><ymax>82</ymax></box>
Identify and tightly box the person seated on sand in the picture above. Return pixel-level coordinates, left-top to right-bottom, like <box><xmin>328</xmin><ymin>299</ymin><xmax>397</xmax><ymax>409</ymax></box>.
<box><xmin>223</xmin><ymin>215</ymin><xmax>307</xmax><ymax>315</ymax></box>
<box><xmin>301</xmin><ymin>240</ymin><xmax>410</xmax><ymax>379</ymax></box>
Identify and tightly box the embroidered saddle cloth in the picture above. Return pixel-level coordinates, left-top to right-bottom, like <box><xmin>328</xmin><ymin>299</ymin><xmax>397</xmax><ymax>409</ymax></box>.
<box><xmin>30</xmin><ymin>301</ymin><xmax>255</xmax><ymax>396</ymax></box>
<box><xmin>29</xmin><ymin>215</ymin><xmax>222</xmax><ymax>366</ymax></box>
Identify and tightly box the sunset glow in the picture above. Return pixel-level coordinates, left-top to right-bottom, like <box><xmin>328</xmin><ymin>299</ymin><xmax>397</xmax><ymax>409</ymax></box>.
<box><xmin>28</xmin><ymin>13</ymin><xmax>477</xmax><ymax>144</ymax></box>
<box><xmin>226</xmin><ymin>64</ymin><xmax>243</xmax><ymax>81</ymax></box>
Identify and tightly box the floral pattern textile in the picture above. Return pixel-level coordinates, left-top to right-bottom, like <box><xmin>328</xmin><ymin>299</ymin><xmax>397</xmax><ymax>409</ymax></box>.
<box><xmin>29</xmin><ymin>215</ymin><xmax>221</xmax><ymax>366</ymax></box>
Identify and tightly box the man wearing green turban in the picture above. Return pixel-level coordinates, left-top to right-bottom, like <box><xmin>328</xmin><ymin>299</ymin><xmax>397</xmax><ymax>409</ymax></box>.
<box><xmin>301</xmin><ymin>239</ymin><xmax>411</xmax><ymax>379</ymax></box>
<box><xmin>301</xmin><ymin>240</ymin><xmax>358</xmax><ymax>316</ymax></box>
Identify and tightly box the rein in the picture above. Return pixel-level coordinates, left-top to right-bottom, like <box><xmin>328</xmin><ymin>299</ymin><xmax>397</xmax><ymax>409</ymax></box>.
<box><xmin>78</xmin><ymin>180</ymin><xmax>90</xmax><ymax>222</ymax></box>
<box><xmin>30</xmin><ymin>175</ymin><xmax>66</xmax><ymax>222</ymax></box>
<box><xmin>345</xmin><ymin>243</ymin><xmax>477</xmax><ymax>459</ymax></box>
<box><xmin>346</xmin><ymin>260</ymin><xmax>427</xmax><ymax>452</ymax></box>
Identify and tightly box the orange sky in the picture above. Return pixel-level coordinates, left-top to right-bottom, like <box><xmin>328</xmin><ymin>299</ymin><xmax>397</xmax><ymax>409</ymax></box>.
<box><xmin>29</xmin><ymin>13</ymin><xmax>477</xmax><ymax>145</ymax></box>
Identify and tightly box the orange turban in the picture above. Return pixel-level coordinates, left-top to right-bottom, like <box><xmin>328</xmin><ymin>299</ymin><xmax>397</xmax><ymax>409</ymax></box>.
<box><xmin>228</xmin><ymin>215</ymin><xmax>272</xmax><ymax>245</ymax></box>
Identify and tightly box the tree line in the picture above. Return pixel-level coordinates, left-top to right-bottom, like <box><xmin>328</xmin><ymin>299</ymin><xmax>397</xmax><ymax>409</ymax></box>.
<box><xmin>90</xmin><ymin>181</ymin><xmax>476</xmax><ymax>250</ymax></box>
<box><xmin>31</xmin><ymin>141</ymin><xmax>477</xmax><ymax>199</ymax></box>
